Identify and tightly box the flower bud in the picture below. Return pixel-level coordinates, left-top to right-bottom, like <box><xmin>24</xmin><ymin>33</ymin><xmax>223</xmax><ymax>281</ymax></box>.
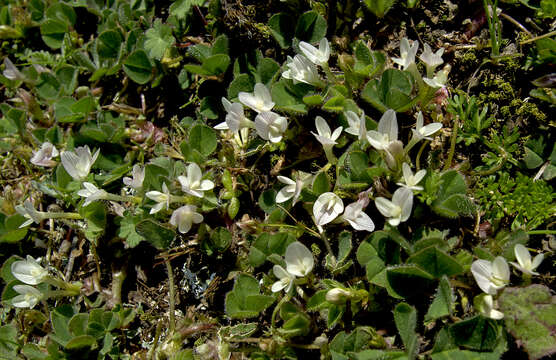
<box><xmin>326</xmin><ymin>288</ymin><xmax>352</xmax><ymax>304</ymax></box>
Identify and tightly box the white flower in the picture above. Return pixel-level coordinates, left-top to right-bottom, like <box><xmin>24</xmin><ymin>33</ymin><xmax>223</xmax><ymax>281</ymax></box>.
<box><xmin>271</xmin><ymin>265</ymin><xmax>296</xmax><ymax>293</ymax></box>
<box><xmin>145</xmin><ymin>183</ymin><xmax>171</xmax><ymax>214</ymax></box>
<box><xmin>423</xmin><ymin>65</ymin><xmax>450</xmax><ymax>88</ymax></box>
<box><xmin>313</xmin><ymin>192</ymin><xmax>344</xmax><ymax>226</ymax></box>
<box><xmin>344</xmin><ymin>110</ymin><xmax>367</xmax><ymax>142</ymax></box>
<box><xmin>412</xmin><ymin>111</ymin><xmax>442</xmax><ymax>141</ymax></box>
<box><xmin>299</xmin><ymin>38</ymin><xmax>331</xmax><ymax>66</ymax></box>
<box><xmin>3</xmin><ymin>58</ymin><xmax>24</xmax><ymax>81</ymax></box>
<box><xmin>366</xmin><ymin>109</ymin><xmax>398</xmax><ymax>151</ymax></box>
<box><xmin>238</xmin><ymin>83</ymin><xmax>275</xmax><ymax>113</ymax></box>
<box><xmin>15</xmin><ymin>200</ymin><xmax>44</xmax><ymax>228</ymax></box>
<box><xmin>392</xmin><ymin>38</ymin><xmax>419</xmax><ymax>70</ymax></box>
<box><xmin>214</xmin><ymin>98</ymin><xmax>254</xmax><ymax>132</ymax></box>
<box><xmin>169</xmin><ymin>205</ymin><xmax>203</xmax><ymax>234</ymax></box>
<box><xmin>342</xmin><ymin>200</ymin><xmax>375</xmax><ymax>232</ymax></box>
<box><xmin>419</xmin><ymin>43</ymin><xmax>444</xmax><ymax>71</ymax></box>
<box><xmin>275</xmin><ymin>171</ymin><xmax>313</xmax><ymax>205</ymax></box>
<box><xmin>471</xmin><ymin>257</ymin><xmax>510</xmax><ymax>295</ymax></box>
<box><xmin>475</xmin><ymin>294</ymin><xmax>504</xmax><ymax>320</ymax></box>
<box><xmin>30</xmin><ymin>142</ymin><xmax>59</xmax><ymax>167</ymax></box>
<box><xmin>384</xmin><ymin>140</ymin><xmax>404</xmax><ymax>171</ymax></box>
<box><xmin>61</xmin><ymin>145</ymin><xmax>99</xmax><ymax>181</ymax></box>
<box><xmin>375</xmin><ymin>187</ymin><xmax>413</xmax><ymax>226</ymax></box>
<box><xmin>123</xmin><ymin>165</ymin><xmax>145</xmax><ymax>190</ymax></box>
<box><xmin>178</xmin><ymin>163</ymin><xmax>214</xmax><ymax>198</ymax></box>
<box><xmin>397</xmin><ymin>163</ymin><xmax>426</xmax><ymax>191</ymax></box>
<box><xmin>77</xmin><ymin>182</ymin><xmax>108</xmax><ymax>206</ymax></box>
<box><xmin>285</xmin><ymin>241</ymin><xmax>314</xmax><ymax>277</ymax></box>
<box><xmin>255</xmin><ymin>111</ymin><xmax>288</xmax><ymax>143</ymax></box>
<box><xmin>326</xmin><ymin>288</ymin><xmax>352</xmax><ymax>304</ymax></box>
<box><xmin>509</xmin><ymin>244</ymin><xmax>544</xmax><ymax>276</ymax></box>
<box><xmin>11</xmin><ymin>285</ymin><xmax>42</xmax><ymax>309</ymax></box>
<box><xmin>11</xmin><ymin>256</ymin><xmax>48</xmax><ymax>285</ymax></box>
<box><xmin>311</xmin><ymin>116</ymin><xmax>342</xmax><ymax>149</ymax></box>
<box><xmin>282</xmin><ymin>54</ymin><xmax>322</xmax><ymax>86</ymax></box>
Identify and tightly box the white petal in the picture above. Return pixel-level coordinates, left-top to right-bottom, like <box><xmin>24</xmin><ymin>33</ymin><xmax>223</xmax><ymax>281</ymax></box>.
<box><xmin>285</xmin><ymin>242</ymin><xmax>314</xmax><ymax>277</ymax></box>
<box><xmin>276</xmin><ymin>186</ymin><xmax>295</xmax><ymax>203</ymax></box>
<box><xmin>514</xmin><ymin>244</ymin><xmax>530</xmax><ymax>268</ymax></box>
<box><xmin>315</xmin><ymin>116</ymin><xmax>331</xmax><ymax>137</ymax></box>
<box><xmin>531</xmin><ymin>254</ymin><xmax>544</xmax><ymax>270</ymax></box>
<box><xmin>375</xmin><ymin>197</ymin><xmax>397</xmax><ymax>218</ymax></box>
<box><xmin>378</xmin><ymin>109</ymin><xmax>398</xmax><ymax>142</ymax></box>
<box><xmin>492</xmin><ymin>257</ymin><xmax>509</xmax><ymax>282</ymax></box>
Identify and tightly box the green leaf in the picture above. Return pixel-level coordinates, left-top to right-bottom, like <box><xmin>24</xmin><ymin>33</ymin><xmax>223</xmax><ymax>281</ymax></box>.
<box><xmin>225</xmin><ymin>274</ymin><xmax>274</xmax><ymax>319</ymax></box>
<box><xmin>394</xmin><ymin>303</ymin><xmax>419</xmax><ymax>359</ymax></box>
<box><xmin>40</xmin><ymin>18</ymin><xmax>68</xmax><ymax>49</ymax></box>
<box><xmin>1</xmin><ymin>256</ymin><xmax>21</xmax><ymax>283</ymax></box>
<box><xmin>135</xmin><ymin>219</ymin><xmax>175</xmax><ymax>250</ymax></box>
<box><xmin>97</xmin><ymin>30</ymin><xmax>123</xmax><ymax>60</ymax></box>
<box><xmin>295</xmin><ymin>11</ymin><xmax>327</xmax><ymax>43</ymax></box>
<box><xmin>65</xmin><ymin>335</ymin><xmax>96</xmax><ymax>350</ymax></box>
<box><xmin>123</xmin><ymin>50</ymin><xmax>152</xmax><ymax>84</ymax></box>
<box><xmin>45</xmin><ymin>3</ymin><xmax>76</xmax><ymax>25</ymax></box>
<box><xmin>449</xmin><ymin>316</ymin><xmax>500</xmax><ymax>351</ymax></box>
<box><xmin>348</xmin><ymin>151</ymin><xmax>370</xmax><ymax>181</ymax></box>
<box><xmin>0</xmin><ymin>324</ymin><xmax>18</xmax><ymax>359</ymax></box>
<box><xmin>202</xmin><ymin>53</ymin><xmax>230</xmax><ymax>75</ymax></box>
<box><xmin>69</xmin><ymin>313</ymin><xmax>89</xmax><ymax>336</ymax></box>
<box><xmin>425</xmin><ymin>276</ymin><xmax>454</xmax><ymax>320</ymax></box>
<box><xmin>523</xmin><ymin>146</ymin><xmax>544</xmax><ymax>169</ymax></box>
<box><xmin>407</xmin><ymin>246</ymin><xmax>463</xmax><ymax>278</ymax></box>
<box><xmin>271</xmin><ymin>79</ymin><xmax>308</xmax><ymax>114</ymax></box>
<box><xmin>228</xmin><ymin>74</ymin><xmax>254</xmax><ymax>99</ymax></box>
<box><xmin>117</xmin><ymin>213</ymin><xmax>145</xmax><ymax>248</ymax></box>
<box><xmin>248</xmin><ymin>232</ymin><xmax>295</xmax><ymax>267</ymax></box>
<box><xmin>268</xmin><ymin>13</ymin><xmax>294</xmax><ymax>48</ymax></box>
<box><xmin>258</xmin><ymin>189</ymin><xmax>277</xmax><ymax>214</ymax></box>
<box><xmin>363</xmin><ymin>0</ymin><xmax>397</xmax><ymax>18</ymax></box>
<box><xmin>169</xmin><ymin>0</ymin><xmax>204</xmax><ymax>19</ymax></box>
<box><xmin>498</xmin><ymin>285</ymin><xmax>556</xmax><ymax>359</ymax></box>
<box><xmin>145</xmin><ymin>19</ymin><xmax>175</xmax><ymax>60</ymax></box>
<box><xmin>361</xmin><ymin>69</ymin><xmax>414</xmax><ymax>112</ymax></box>
<box><xmin>79</xmin><ymin>202</ymin><xmax>106</xmax><ymax>242</ymax></box>
<box><xmin>312</xmin><ymin>171</ymin><xmax>330</xmax><ymax>195</ymax></box>
<box><xmin>386</xmin><ymin>265</ymin><xmax>435</xmax><ymax>299</ymax></box>
<box><xmin>256</xmin><ymin>58</ymin><xmax>280</xmax><ymax>85</ymax></box>
<box><xmin>189</xmin><ymin>124</ymin><xmax>217</xmax><ymax>156</ymax></box>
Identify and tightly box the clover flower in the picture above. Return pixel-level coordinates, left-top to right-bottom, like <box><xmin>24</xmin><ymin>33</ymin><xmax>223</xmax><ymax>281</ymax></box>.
<box><xmin>299</xmin><ymin>38</ymin><xmax>330</xmax><ymax>66</ymax></box>
<box><xmin>123</xmin><ymin>165</ymin><xmax>145</xmax><ymax>190</ymax></box>
<box><xmin>16</xmin><ymin>200</ymin><xmax>44</xmax><ymax>228</ymax></box>
<box><xmin>424</xmin><ymin>64</ymin><xmax>450</xmax><ymax>88</ymax></box>
<box><xmin>275</xmin><ymin>171</ymin><xmax>313</xmax><ymax>205</ymax></box>
<box><xmin>509</xmin><ymin>244</ymin><xmax>544</xmax><ymax>276</ymax></box>
<box><xmin>411</xmin><ymin>111</ymin><xmax>443</xmax><ymax>141</ymax></box>
<box><xmin>238</xmin><ymin>83</ymin><xmax>275</xmax><ymax>113</ymax></box>
<box><xmin>178</xmin><ymin>163</ymin><xmax>214</xmax><ymax>198</ymax></box>
<box><xmin>145</xmin><ymin>183</ymin><xmax>171</xmax><ymax>214</ymax></box>
<box><xmin>342</xmin><ymin>200</ymin><xmax>375</xmax><ymax>232</ymax></box>
<box><xmin>77</xmin><ymin>182</ymin><xmax>108</xmax><ymax>207</ymax></box>
<box><xmin>11</xmin><ymin>256</ymin><xmax>48</xmax><ymax>285</ymax></box>
<box><xmin>419</xmin><ymin>43</ymin><xmax>444</xmax><ymax>73</ymax></box>
<box><xmin>61</xmin><ymin>145</ymin><xmax>99</xmax><ymax>181</ymax></box>
<box><xmin>169</xmin><ymin>205</ymin><xmax>203</xmax><ymax>234</ymax></box>
<box><xmin>3</xmin><ymin>58</ymin><xmax>24</xmax><ymax>81</ymax></box>
<box><xmin>271</xmin><ymin>265</ymin><xmax>296</xmax><ymax>293</ymax></box>
<box><xmin>12</xmin><ymin>285</ymin><xmax>42</xmax><ymax>309</ymax></box>
<box><xmin>471</xmin><ymin>257</ymin><xmax>510</xmax><ymax>295</ymax></box>
<box><xmin>214</xmin><ymin>98</ymin><xmax>254</xmax><ymax>132</ymax></box>
<box><xmin>311</xmin><ymin>116</ymin><xmax>343</xmax><ymax>150</ymax></box>
<box><xmin>366</xmin><ymin>109</ymin><xmax>398</xmax><ymax>151</ymax></box>
<box><xmin>271</xmin><ymin>241</ymin><xmax>314</xmax><ymax>293</ymax></box>
<box><xmin>397</xmin><ymin>163</ymin><xmax>426</xmax><ymax>191</ymax></box>
<box><xmin>313</xmin><ymin>192</ymin><xmax>344</xmax><ymax>226</ymax></box>
<box><xmin>475</xmin><ymin>294</ymin><xmax>504</xmax><ymax>320</ymax></box>
<box><xmin>375</xmin><ymin>187</ymin><xmax>413</xmax><ymax>226</ymax></box>
<box><xmin>326</xmin><ymin>288</ymin><xmax>352</xmax><ymax>304</ymax></box>
<box><xmin>30</xmin><ymin>142</ymin><xmax>59</xmax><ymax>167</ymax></box>
<box><xmin>282</xmin><ymin>54</ymin><xmax>322</xmax><ymax>86</ymax></box>
<box><xmin>345</xmin><ymin>110</ymin><xmax>367</xmax><ymax>142</ymax></box>
<box><xmin>392</xmin><ymin>38</ymin><xmax>419</xmax><ymax>70</ymax></box>
<box><xmin>255</xmin><ymin>111</ymin><xmax>288</xmax><ymax>143</ymax></box>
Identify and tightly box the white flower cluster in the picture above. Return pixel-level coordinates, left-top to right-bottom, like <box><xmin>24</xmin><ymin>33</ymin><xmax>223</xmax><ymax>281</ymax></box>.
<box><xmin>272</xmin><ymin>242</ymin><xmax>314</xmax><ymax>294</ymax></box>
<box><xmin>10</xmin><ymin>256</ymin><xmax>49</xmax><ymax>308</ymax></box>
<box><xmin>215</xmin><ymin>83</ymin><xmax>288</xmax><ymax>144</ymax></box>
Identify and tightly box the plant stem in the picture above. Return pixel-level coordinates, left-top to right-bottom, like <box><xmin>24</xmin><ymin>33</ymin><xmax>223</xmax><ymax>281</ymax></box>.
<box><xmin>520</xmin><ymin>30</ymin><xmax>556</xmax><ymax>45</ymax></box>
<box><xmin>415</xmin><ymin>141</ymin><xmax>428</xmax><ymax>170</ymax></box>
<box><xmin>321</xmin><ymin>231</ymin><xmax>336</xmax><ymax>267</ymax></box>
<box><xmin>47</xmin><ymin>212</ymin><xmax>82</xmax><ymax>220</ymax></box>
<box><xmin>165</xmin><ymin>253</ymin><xmax>176</xmax><ymax>335</ymax></box>
<box><xmin>443</xmin><ymin>115</ymin><xmax>459</xmax><ymax>171</ymax></box>
<box><xmin>527</xmin><ymin>230</ymin><xmax>556</xmax><ymax>235</ymax></box>
<box><xmin>271</xmin><ymin>295</ymin><xmax>290</xmax><ymax>330</ymax></box>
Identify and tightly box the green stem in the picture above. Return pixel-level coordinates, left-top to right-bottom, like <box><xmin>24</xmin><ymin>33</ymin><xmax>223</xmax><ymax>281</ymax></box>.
<box><xmin>46</xmin><ymin>212</ymin><xmax>82</xmax><ymax>220</ymax></box>
<box><xmin>165</xmin><ymin>254</ymin><xmax>176</xmax><ymax>335</ymax></box>
<box><xmin>271</xmin><ymin>295</ymin><xmax>290</xmax><ymax>330</ymax></box>
<box><xmin>321</xmin><ymin>231</ymin><xmax>336</xmax><ymax>267</ymax></box>
<box><xmin>322</xmin><ymin>64</ymin><xmax>339</xmax><ymax>84</ymax></box>
<box><xmin>105</xmin><ymin>193</ymin><xmax>142</xmax><ymax>204</ymax></box>
<box><xmin>527</xmin><ymin>230</ymin><xmax>556</xmax><ymax>235</ymax></box>
<box><xmin>443</xmin><ymin>115</ymin><xmax>459</xmax><ymax>171</ymax></box>
<box><xmin>324</xmin><ymin>146</ymin><xmax>337</xmax><ymax>165</ymax></box>
<box><xmin>520</xmin><ymin>30</ymin><xmax>556</xmax><ymax>45</ymax></box>
<box><xmin>415</xmin><ymin>141</ymin><xmax>428</xmax><ymax>170</ymax></box>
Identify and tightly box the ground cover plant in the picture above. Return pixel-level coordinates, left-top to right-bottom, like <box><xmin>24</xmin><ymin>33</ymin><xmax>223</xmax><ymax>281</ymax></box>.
<box><xmin>0</xmin><ymin>0</ymin><xmax>555</xmax><ymax>359</ymax></box>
